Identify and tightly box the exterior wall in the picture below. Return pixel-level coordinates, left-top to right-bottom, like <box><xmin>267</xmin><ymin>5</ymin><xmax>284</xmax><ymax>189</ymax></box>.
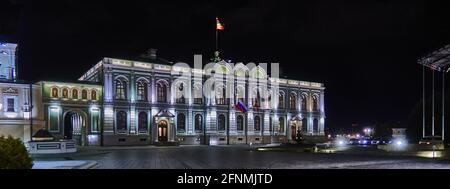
<box><xmin>0</xmin><ymin>83</ymin><xmax>45</xmax><ymax>143</ymax></box>
<box><xmin>39</xmin><ymin>81</ymin><xmax>103</xmax><ymax>146</ymax></box>
<box><xmin>79</xmin><ymin>57</ymin><xmax>326</xmax><ymax>146</ymax></box>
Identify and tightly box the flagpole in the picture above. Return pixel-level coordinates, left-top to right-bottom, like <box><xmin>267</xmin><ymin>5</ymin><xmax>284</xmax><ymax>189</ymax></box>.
<box><xmin>215</xmin><ymin>17</ymin><xmax>218</xmax><ymax>51</ymax></box>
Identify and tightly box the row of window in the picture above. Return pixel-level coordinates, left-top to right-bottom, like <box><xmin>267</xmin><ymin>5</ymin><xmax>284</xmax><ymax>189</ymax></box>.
<box><xmin>51</xmin><ymin>87</ymin><xmax>98</xmax><ymax>101</ymax></box>
<box><xmin>115</xmin><ymin>111</ymin><xmax>322</xmax><ymax>134</ymax></box>
<box><xmin>114</xmin><ymin>78</ymin><xmax>320</xmax><ymax>111</ymax></box>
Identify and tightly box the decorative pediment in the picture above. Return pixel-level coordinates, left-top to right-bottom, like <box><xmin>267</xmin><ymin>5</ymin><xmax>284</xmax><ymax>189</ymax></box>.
<box><xmin>155</xmin><ymin>109</ymin><xmax>175</xmax><ymax>118</ymax></box>
<box><xmin>2</xmin><ymin>87</ymin><xmax>18</xmax><ymax>95</ymax></box>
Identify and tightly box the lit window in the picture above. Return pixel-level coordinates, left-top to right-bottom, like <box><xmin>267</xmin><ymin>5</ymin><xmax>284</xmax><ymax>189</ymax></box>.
<box><xmin>137</xmin><ymin>81</ymin><xmax>148</xmax><ymax>101</ymax></box>
<box><xmin>91</xmin><ymin>90</ymin><xmax>97</xmax><ymax>100</ymax></box>
<box><xmin>72</xmin><ymin>89</ymin><xmax>78</xmax><ymax>99</ymax></box>
<box><xmin>82</xmin><ymin>89</ymin><xmax>88</xmax><ymax>100</ymax></box>
<box><xmin>157</xmin><ymin>82</ymin><xmax>167</xmax><ymax>103</ymax></box>
<box><xmin>62</xmin><ymin>88</ymin><xmax>69</xmax><ymax>98</ymax></box>
<box><xmin>115</xmin><ymin>80</ymin><xmax>127</xmax><ymax>100</ymax></box>
<box><xmin>278</xmin><ymin>93</ymin><xmax>284</xmax><ymax>108</ymax></box>
<box><xmin>301</xmin><ymin>95</ymin><xmax>307</xmax><ymax>111</ymax></box>
<box><xmin>176</xmin><ymin>83</ymin><xmax>186</xmax><ymax>104</ymax></box>
<box><xmin>278</xmin><ymin>117</ymin><xmax>285</xmax><ymax>133</ymax></box>
<box><xmin>51</xmin><ymin>88</ymin><xmax>58</xmax><ymax>98</ymax></box>
<box><xmin>289</xmin><ymin>93</ymin><xmax>296</xmax><ymax>109</ymax></box>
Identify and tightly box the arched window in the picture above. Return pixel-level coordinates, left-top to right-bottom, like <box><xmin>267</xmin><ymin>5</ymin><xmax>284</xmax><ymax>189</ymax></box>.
<box><xmin>313</xmin><ymin>118</ymin><xmax>319</xmax><ymax>133</ymax></box>
<box><xmin>301</xmin><ymin>118</ymin><xmax>308</xmax><ymax>133</ymax></box>
<box><xmin>157</xmin><ymin>81</ymin><xmax>167</xmax><ymax>103</ymax></box>
<box><xmin>82</xmin><ymin>89</ymin><xmax>88</xmax><ymax>100</ymax></box>
<box><xmin>193</xmin><ymin>84</ymin><xmax>203</xmax><ymax>104</ymax></box>
<box><xmin>254</xmin><ymin>116</ymin><xmax>261</xmax><ymax>131</ymax></box>
<box><xmin>115</xmin><ymin>80</ymin><xmax>127</xmax><ymax>100</ymax></box>
<box><xmin>236</xmin><ymin>86</ymin><xmax>245</xmax><ymax>104</ymax></box>
<box><xmin>289</xmin><ymin>93</ymin><xmax>296</xmax><ymax>109</ymax></box>
<box><xmin>237</xmin><ymin>115</ymin><xmax>244</xmax><ymax>131</ymax></box>
<box><xmin>116</xmin><ymin>111</ymin><xmax>127</xmax><ymax>131</ymax></box>
<box><xmin>72</xmin><ymin>89</ymin><xmax>78</xmax><ymax>99</ymax></box>
<box><xmin>177</xmin><ymin>113</ymin><xmax>186</xmax><ymax>131</ymax></box>
<box><xmin>176</xmin><ymin>83</ymin><xmax>186</xmax><ymax>104</ymax></box>
<box><xmin>91</xmin><ymin>90</ymin><xmax>97</xmax><ymax>100</ymax></box>
<box><xmin>278</xmin><ymin>117</ymin><xmax>285</xmax><ymax>134</ymax></box>
<box><xmin>137</xmin><ymin>81</ymin><xmax>148</xmax><ymax>101</ymax></box>
<box><xmin>218</xmin><ymin>114</ymin><xmax>226</xmax><ymax>131</ymax></box>
<box><xmin>278</xmin><ymin>92</ymin><xmax>284</xmax><ymax>108</ymax></box>
<box><xmin>195</xmin><ymin>114</ymin><xmax>202</xmax><ymax>131</ymax></box>
<box><xmin>138</xmin><ymin>112</ymin><xmax>147</xmax><ymax>133</ymax></box>
<box><xmin>62</xmin><ymin>88</ymin><xmax>69</xmax><ymax>98</ymax></box>
<box><xmin>301</xmin><ymin>95</ymin><xmax>307</xmax><ymax>111</ymax></box>
<box><xmin>51</xmin><ymin>88</ymin><xmax>58</xmax><ymax>98</ymax></box>
<box><xmin>312</xmin><ymin>95</ymin><xmax>319</xmax><ymax>111</ymax></box>
<box><xmin>216</xmin><ymin>86</ymin><xmax>226</xmax><ymax>105</ymax></box>
<box><xmin>252</xmin><ymin>90</ymin><xmax>261</xmax><ymax>108</ymax></box>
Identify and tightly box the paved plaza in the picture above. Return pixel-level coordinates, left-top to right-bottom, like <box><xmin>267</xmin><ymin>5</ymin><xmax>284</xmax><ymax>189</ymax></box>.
<box><xmin>32</xmin><ymin>145</ymin><xmax>450</xmax><ymax>169</ymax></box>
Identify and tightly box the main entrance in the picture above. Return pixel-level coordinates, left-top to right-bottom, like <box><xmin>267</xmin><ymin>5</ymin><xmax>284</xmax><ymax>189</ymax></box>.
<box><xmin>158</xmin><ymin>120</ymin><xmax>168</xmax><ymax>142</ymax></box>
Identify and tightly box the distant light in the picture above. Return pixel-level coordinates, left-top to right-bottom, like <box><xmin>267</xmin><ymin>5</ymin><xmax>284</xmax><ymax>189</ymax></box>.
<box><xmin>396</xmin><ymin>141</ymin><xmax>402</xmax><ymax>145</ymax></box>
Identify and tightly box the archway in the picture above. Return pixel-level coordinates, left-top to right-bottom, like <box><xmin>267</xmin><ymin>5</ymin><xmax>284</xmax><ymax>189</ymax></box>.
<box><xmin>158</xmin><ymin>120</ymin><xmax>168</xmax><ymax>142</ymax></box>
<box><xmin>63</xmin><ymin>110</ymin><xmax>87</xmax><ymax>145</ymax></box>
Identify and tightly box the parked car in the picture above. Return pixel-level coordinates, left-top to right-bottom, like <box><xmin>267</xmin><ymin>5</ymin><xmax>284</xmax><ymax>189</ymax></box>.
<box><xmin>358</xmin><ymin>137</ymin><xmax>371</xmax><ymax>145</ymax></box>
<box><xmin>349</xmin><ymin>138</ymin><xmax>359</xmax><ymax>145</ymax></box>
<box><xmin>371</xmin><ymin>137</ymin><xmax>391</xmax><ymax>145</ymax></box>
<box><xmin>419</xmin><ymin>136</ymin><xmax>443</xmax><ymax>145</ymax></box>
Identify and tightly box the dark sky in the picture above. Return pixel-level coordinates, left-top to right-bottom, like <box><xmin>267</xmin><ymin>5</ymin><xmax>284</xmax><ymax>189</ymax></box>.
<box><xmin>2</xmin><ymin>0</ymin><xmax>450</xmax><ymax>132</ymax></box>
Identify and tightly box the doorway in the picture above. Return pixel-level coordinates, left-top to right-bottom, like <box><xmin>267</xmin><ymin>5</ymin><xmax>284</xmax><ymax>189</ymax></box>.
<box><xmin>158</xmin><ymin>120</ymin><xmax>168</xmax><ymax>142</ymax></box>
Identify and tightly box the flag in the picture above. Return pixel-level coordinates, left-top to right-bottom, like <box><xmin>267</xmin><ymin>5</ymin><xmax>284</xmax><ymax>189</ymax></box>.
<box><xmin>216</xmin><ymin>17</ymin><xmax>224</xmax><ymax>30</ymax></box>
<box><xmin>235</xmin><ymin>101</ymin><xmax>248</xmax><ymax>113</ymax></box>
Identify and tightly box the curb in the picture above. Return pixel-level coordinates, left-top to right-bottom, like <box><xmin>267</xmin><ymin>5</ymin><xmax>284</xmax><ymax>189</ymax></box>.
<box><xmin>76</xmin><ymin>161</ymin><xmax>98</xmax><ymax>169</ymax></box>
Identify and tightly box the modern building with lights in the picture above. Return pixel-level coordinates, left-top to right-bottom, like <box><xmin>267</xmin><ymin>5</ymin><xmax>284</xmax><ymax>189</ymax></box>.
<box><xmin>76</xmin><ymin>49</ymin><xmax>326</xmax><ymax>146</ymax></box>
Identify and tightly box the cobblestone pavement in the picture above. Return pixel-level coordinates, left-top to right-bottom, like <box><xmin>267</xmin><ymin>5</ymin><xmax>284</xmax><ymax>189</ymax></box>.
<box><xmin>32</xmin><ymin>145</ymin><xmax>450</xmax><ymax>169</ymax></box>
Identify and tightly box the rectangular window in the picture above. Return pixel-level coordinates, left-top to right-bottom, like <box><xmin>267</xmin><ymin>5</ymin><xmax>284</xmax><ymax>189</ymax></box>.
<box><xmin>49</xmin><ymin>107</ymin><xmax>60</xmax><ymax>132</ymax></box>
<box><xmin>7</xmin><ymin>98</ymin><xmax>15</xmax><ymax>112</ymax></box>
<box><xmin>91</xmin><ymin>109</ymin><xmax>100</xmax><ymax>133</ymax></box>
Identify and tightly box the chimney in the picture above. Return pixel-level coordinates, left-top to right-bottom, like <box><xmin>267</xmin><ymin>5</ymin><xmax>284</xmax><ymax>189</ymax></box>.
<box><xmin>148</xmin><ymin>48</ymin><xmax>157</xmax><ymax>59</ymax></box>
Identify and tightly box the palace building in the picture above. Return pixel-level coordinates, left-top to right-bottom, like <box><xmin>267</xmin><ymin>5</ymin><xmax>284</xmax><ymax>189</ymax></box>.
<box><xmin>0</xmin><ymin>42</ymin><xmax>326</xmax><ymax>146</ymax></box>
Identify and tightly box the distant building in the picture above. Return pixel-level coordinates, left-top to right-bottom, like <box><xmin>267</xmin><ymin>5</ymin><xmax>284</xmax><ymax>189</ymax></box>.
<box><xmin>0</xmin><ymin>43</ymin><xmax>45</xmax><ymax>143</ymax></box>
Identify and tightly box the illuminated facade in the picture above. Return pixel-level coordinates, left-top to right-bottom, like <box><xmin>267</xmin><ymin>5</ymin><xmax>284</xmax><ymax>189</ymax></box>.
<box><xmin>0</xmin><ymin>42</ymin><xmax>326</xmax><ymax>146</ymax></box>
<box><xmin>79</xmin><ymin>50</ymin><xmax>326</xmax><ymax>146</ymax></box>
<box><xmin>38</xmin><ymin>81</ymin><xmax>102</xmax><ymax>145</ymax></box>
<box><xmin>0</xmin><ymin>43</ymin><xmax>45</xmax><ymax>143</ymax></box>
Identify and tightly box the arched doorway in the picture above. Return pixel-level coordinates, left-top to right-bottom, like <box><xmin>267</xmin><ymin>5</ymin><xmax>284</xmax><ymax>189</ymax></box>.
<box><xmin>158</xmin><ymin>120</ymin><xmax>168</xmax><ymax>142</ymax></box>
<box><xmin>63</xmin><ymin>111</ymin><xmax>85</xmax><ymax>144</ymax></box>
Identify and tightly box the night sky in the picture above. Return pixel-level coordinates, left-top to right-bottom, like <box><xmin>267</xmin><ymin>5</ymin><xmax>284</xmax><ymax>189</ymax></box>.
<box><xmin>2</xmin><ymin>0</ymin><xmax>450</xmax><ymax>133</ymax></box>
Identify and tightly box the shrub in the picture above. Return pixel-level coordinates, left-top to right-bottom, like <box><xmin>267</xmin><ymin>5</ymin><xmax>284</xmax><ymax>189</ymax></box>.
<box><xmin>0</xmin><ymin>135</ymin><xmax>33</xmax><ymax>169</ymax></box>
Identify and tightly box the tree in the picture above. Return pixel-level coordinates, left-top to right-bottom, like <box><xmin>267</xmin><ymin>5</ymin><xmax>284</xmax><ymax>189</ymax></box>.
<box><xmin>0</xmin><ymin>136</ymin><xmax>33</xmax><ymax>169</ymax></box>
